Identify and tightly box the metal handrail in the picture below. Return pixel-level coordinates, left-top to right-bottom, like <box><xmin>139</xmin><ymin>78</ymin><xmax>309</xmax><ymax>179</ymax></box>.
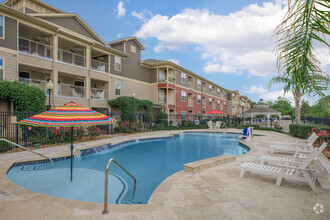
<box><xmin>0</xmin><ymin>139</ymin><xmax>53</xmax><ymax>166</ymax></box>
<box><xmin>102</xmin><ymin>158</ymin><xmax>136</xmax><ymax>215</ymax></box>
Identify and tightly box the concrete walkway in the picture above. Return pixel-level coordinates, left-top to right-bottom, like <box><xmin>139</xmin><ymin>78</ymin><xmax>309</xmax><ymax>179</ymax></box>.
<box><xmin>0</xmin><ymin>129</ymin><xmax>329</xmax><ymax>219</ymax></box>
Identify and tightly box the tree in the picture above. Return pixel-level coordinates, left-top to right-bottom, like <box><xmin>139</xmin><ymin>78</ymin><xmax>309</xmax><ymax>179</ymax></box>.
<box><xmin>250</xmin><ymin>101</ymin><xmax>256</xmax><ymax>108</ymax></box>
<box><xmin>300</xmin><ymin>100</ymin><xmax>311</xmax><ymax>118</ymax></box>
<box><xmin>270</xmin><ymin>0</ymin><xmax>330</xmax><ymax>124</ymax></box>
<box><xmin>311</xmin><ymin>96</ymin><xmax>330</xmax><ymax>117</ymax></box>
<box><xmin>266</xmin><ymin>101</ymin><xmax>273</xmax><ymax>105</ymax></box>
<box><xmin>270</xmin><ymin>99</ymin><xmax>294</xmax><ymax>115</ymax></box>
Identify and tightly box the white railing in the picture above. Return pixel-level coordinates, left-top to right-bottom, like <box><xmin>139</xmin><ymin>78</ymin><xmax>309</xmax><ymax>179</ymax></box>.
<box><xmin>91</xmin><ymin>88</ymin><xmax>108</xmax><ymax>100</ymax></box>
<box><xmin>188</xmin><ymin>99</ymin><xmax>193</xmax><ymax>107</ymax></box>
<box><xmin>19</xmin><ymin>77</ymin><xmax>47</xmax><ymax>92</ymax></box>
<box><xmin>58</xmin><ymin>49</ymin><xmax>85</xmax><ymax>67</ymax></box>
<box><xmin>91</xmin><ymin>59</ymin><xmax>109</xmax><ymax>73</ymax></box>
<box><xmin>159</xmin><ymin>97</ymin><xmax>166</xmax><ymax>104</ymax></box>
<box><xmin>58</xmin><ymin>83</ymin><xmax>85</xmax><ymax>98</ymax></box>
<box><xmin>19</xmin><ymin>37</ymin><xmax>52</xmax><ymax>59</ymax></box>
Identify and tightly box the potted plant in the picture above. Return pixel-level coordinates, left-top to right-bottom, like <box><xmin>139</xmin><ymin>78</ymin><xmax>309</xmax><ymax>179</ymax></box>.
<box><xmin>171</xmin><ymin>77</ymin><xmax>175</xmax><ymax>82</ymax></box>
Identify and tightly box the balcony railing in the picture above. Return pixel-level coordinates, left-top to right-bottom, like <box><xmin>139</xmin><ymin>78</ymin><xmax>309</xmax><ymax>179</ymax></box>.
<box><xmin>91</xmin><ymin>59</ymin><xmax>109</xmax><ymax>73</ymax></box>
<box><xmin>188</xmin><ymin>99</ymin><xmax>193</xmax><ymax>107</ymax></box>
<box><xmin>91</xmin><ymin>88</ymin><xmax>108</xmax><ymax>100</ymax></box>
<box><xmin>159</xmin><ymin>97</ymin><xmax>166</xmax><ymax>104</ymax></box>
<box><xmin>19</xmin><ymin>77</ymin><xmax>47</xmax><ymax>92</ymax></box>
<box><xmin>19</xmin><ymin>37</ymin><xmax>52</xmax><ymax>59</ymax></box>
<box><xmin>58</xmin><ymin>83</ymin><xmax>85</xmax><ymax>98</ymax></box>
<box><xmin>188</xmin><ymin>82</ymin><xmax>193</xmax><ymax>88</ymax></box>
<box><xmin>58</xmin><ymin>49</ymin><xmax>85</xmax><ymax>67</ymax></box>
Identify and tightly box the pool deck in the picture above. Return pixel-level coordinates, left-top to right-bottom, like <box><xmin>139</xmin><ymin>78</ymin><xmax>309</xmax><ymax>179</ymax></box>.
<box><xmin>0</xmin><ymin>129</ymin><xmax>329</xmax><ymax>220</ymax></box>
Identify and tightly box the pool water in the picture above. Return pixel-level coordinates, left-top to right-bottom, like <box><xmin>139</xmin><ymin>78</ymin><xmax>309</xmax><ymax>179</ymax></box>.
<box><xmin>7</xmin><ymin>133</ymin><xmax>249</xmax><ymax>204</ymax></box>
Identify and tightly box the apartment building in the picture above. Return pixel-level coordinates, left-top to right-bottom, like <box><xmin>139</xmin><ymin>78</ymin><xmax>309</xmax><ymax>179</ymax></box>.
<box><xmin>227</xmin><ymin>91</ymin><xmax>251</xmax><ymax>117</ymax></box>
<box><xmin>0</xmin><ymin>0</ymin><xmax>127</xmax><ymax>112</ymax></box>
<box><xmin>0</xmin><ymin>0</ymin><xmax>251</xmax><ymax>118</ymax></box>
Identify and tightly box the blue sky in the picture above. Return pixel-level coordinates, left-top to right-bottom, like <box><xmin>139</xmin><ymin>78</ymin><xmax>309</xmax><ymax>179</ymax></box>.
<box><xmin>31</xmin><ymin>1</ymin><xmax>330</xmax><ymax>103</ymax></box>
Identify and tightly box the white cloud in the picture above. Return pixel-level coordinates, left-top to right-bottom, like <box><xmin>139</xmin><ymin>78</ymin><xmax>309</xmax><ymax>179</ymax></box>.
<box><xmin>135</xmin><ymin>2</ymin><xmax>287</xmax><ymax>76</ymax></box>
<box><xmin>203</xmin><ymin>62</ymin><xmax>238</xmax><ymax>74</ymax></box>
<box><xmin>115</xmin><ymin>1</ymin><xmax>126</xmax><ymax>18</ymax></box>
<box><xmin>116</xmin><ymin>33</ymin><xmax>122</xmax><ymax>38</ymax></box>
<box><xmin>244</xmin><ymin>85</ymin><xmax>267</xmax><ymax>94</ymax></box>
<box><xmin>168</xmin><ymin>59</ymin><xmax>180</xmax><ymax>65</ymax></box>
<box><xmin>261</xmin><ymin>90</ymin><xmax>294</xmax><ymax>103</ymax></box>
<box><xmin>131</xmin><ymin>10</ymin><xmax>153</xmax><ymax>22</ymax></box>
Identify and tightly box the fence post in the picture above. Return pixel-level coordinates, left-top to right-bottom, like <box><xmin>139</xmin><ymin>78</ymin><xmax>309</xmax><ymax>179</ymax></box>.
<box><xmin>15</xmin><ymin>111</ymin><xmax>19</xmax><ymax>144</ymax></box>
<box><xmin>106</xmin><ymin>109</ymin><xmax>110</xmax><ymax>135</ymax></box>
<box><xmin>110</xmin><ymin>112</ymin><xmax>113</xmax><ymax>134</ymax></box>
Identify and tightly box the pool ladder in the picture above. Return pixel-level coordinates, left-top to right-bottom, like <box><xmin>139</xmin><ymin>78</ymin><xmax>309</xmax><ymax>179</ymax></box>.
<box><xmin>102</xmin><ymin>158</ymin><xmax>136</xmax><ymax>215</ymax></box>
<box><xmin>0</xmin><ymin>139</ymin><xmax>53</xmax><ymax>166</ymax></box>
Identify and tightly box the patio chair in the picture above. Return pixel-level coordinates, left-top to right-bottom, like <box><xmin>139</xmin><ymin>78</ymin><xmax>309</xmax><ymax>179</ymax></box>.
<box><xmin>269</xmin><ymin>133</ymin><xmax>318</xmax><ymax>155</ymax></box>
<box><xmin>274</xmin><ymin>132</ymin><xmax>317</xmax><ymax>146</ymax></box>
<box><xmin>260</xmin><ymin>143</ymin><xmax>328</xmax><ymax>179</ymax></box>
<box><xmin>239</xmin><ymin>149</ymin><xmax>321</xmax><ymax>193</ymax></box>
<box><xmin>207</xmin><ymin>121</ymin><xmax>215</xmax><ymax>130</ymax></box>
<box><xmin>214</xmin><ymin>121</ymin><xmax>221</xmax><ymax>132</ymax></box>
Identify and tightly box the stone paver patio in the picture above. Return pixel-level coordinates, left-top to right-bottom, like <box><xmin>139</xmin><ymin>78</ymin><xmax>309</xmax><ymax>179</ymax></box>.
<box><xmin>0</xmin><ymin>129</ymin><xmax>329</xmax><ymax>219</ymax></box>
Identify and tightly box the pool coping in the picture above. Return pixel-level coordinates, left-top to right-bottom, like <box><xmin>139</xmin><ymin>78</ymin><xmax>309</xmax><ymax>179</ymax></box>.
<box><xmin>1</xmin><ymin>129</ymin><xmax>254</xmax><ymax>214</ymax></box>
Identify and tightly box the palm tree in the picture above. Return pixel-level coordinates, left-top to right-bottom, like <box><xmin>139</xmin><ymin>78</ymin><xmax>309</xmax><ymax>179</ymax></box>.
<box><xmin>270</xmin><ymin>0</ymin><xmax>329</xmax><ymax>123</ymax></box>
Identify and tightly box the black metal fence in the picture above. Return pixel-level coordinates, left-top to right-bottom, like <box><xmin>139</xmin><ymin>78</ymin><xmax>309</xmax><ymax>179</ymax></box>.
<box><xmin>305</xmin><ymin>116</ymin><xmax>330</xmax><ymax>126</ymax></box>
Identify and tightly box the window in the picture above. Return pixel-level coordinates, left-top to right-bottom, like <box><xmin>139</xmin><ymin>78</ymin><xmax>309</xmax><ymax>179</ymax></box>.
<box><xmin>115</xmin><ymin>82</ymin><xmax>120</xmax><ymax>95</ymax></box>
<box><xmin>130</xmin><ymin>45</ymin><xmax>136</xmax><ymax>53</ymax></box>
<box><xmin>181</xmin><ymin>111</ymin><xmax>186</xmax><ymax>120</ymax></box>
<box><xmin>209</xmin><ymin>98</ymin><xmax>212</xmax><ymax>105</ymax></box>
<box><xmin>115</xmin><ymin>56</ymin><xmax>121</xmax><ymax>71</ymax></box>
<box><xmin>181</xmin><ymin>72</ymin><xmax>187</xmax><ymax>83</ymax></box>
<box><xmin>209</xmin><ymin>84</ymin><xmax>212</xmax><ymax>92</ymax></box>
<box><xmin>0</xmin><ymin>58</ymin><xmax>3</xmax><ymax>80</ymax></box>
<box><xmin>181</xmin><ymin>91</ymin><xmax>187</xmax><ymax>101</ymax></box>
<box><xmin>197</xmin><ymin>112</ymin><xmax>201</xmax><ymax>120</ymax></box>
<box><xmin>224</xmin><ymin>102</ymin><xmax>226</xmax><ymax>108</ymax></box>
<box><xmin>0</xmin><ymin>15</ymin><xmax>3</xmax><ymax>38</ymax></box>
<box><xmin>197</xmin><ymin>95</ymin><xmax>201</xmax><ymax>104</ymax></box>
<box><xmin>217</xmin><ymin>100</ymin><xmax>220</xmax><ymax>106</ymax></box>
<box><xmin>197</xmin><ymin>79</ymin><xmax>201</xmax><ymax>89</ymax></box>
<box><xmin>220</xmin><ymin>101</ymin><xmax>223</xmax><ymax>110</ymax></box>
<box><xmin>217</xmin><ymin>88</ymin><xmax>220</xmax><ymax>95</ymax></box>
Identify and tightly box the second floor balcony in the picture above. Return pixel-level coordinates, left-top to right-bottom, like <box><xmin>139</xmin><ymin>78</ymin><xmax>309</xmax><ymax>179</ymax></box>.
<box><xmin>58</xmin><ymin>49</ymin><xmax>85</xmax><ymax>67</ymax></box>
<box><xmin>91</xmin><ymin>59</ymin><xmax>109</xmax><ymax>73</ymax></box>
<box><xmin>91</xmin><ymin>88</ymin><xmax>108</xmax><ymax>100</ymax></box>
<box><xmin>58</xmin><ymin>83</ymin><xmax>86</xmax><ymax>98</ymax></box>
<box><xmin>19</xmin><ymin>77</ymin><xmax>47</xmax><ymax>92</ymax></box>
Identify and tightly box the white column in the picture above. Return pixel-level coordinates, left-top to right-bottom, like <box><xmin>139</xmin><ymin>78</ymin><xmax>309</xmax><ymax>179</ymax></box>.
<box><xmin>251</xmin><ymin>113</ymin><xmax>253</xmax><ymax>125</ymax></box>
<box><xmin>267</xmin><ymin>113</ymin><xmax>270</xmax><ymax>127</ymax></box>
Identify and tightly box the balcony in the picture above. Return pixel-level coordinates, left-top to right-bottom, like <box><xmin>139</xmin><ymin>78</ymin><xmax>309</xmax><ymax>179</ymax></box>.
<box><xmin>91</xmin><ymin>59</ymin><xmax>108</xmax><ymax>73</ymax></box>
<box><xmin>91</xmin><ymin>88</ymin><xmax>108</xmax><ymax>100</ymax></box>
<box><xmin>19</xmin><ymin>77</ymin><xmax>47</xmax><ymax>93</ymax></box>
<box><xmin>203</xmin><ymin>102</ymin><xmax>206</xmax><ymax>108</ymax></box>
<box><xmin>58</xmin><ymin>49</ymin><xmax>85</xmax><ymax>67</ymax></box>
<box><xmin>19</xmin><ymin>37</ymin><xmax>52</xmax><ymax>59</ymax></box>
<box><xmin>188</xmin><ymin>82</ymin><xmax>193</xmax><ymax>88</ymax></box>
<box><xmin>188</xmin><ymin>99</ymin><xmax>193</xmax><ymax>107</ymax></box>
<box><xmin>159</xmin><ymin>96</ymin><xmax>166</xmax><ymax>104</ymax></box>
<box><xmin>58</xmin><ymin>83</ymin><xmax>85</xmax><ymax>98</ymax></box>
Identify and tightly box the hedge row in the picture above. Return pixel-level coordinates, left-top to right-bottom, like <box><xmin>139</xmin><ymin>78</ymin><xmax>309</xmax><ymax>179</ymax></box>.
<box><xmin>289</xmin><ymin>124</ymin><xmax>330</xmax><ymax>138</ymax></box>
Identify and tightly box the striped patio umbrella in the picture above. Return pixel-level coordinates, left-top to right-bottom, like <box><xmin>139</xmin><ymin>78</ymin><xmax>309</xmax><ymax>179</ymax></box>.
<box><xmin>18</xmin><ymin>102</ymin><xmax>116</xmax><ymax>181</ymax></box>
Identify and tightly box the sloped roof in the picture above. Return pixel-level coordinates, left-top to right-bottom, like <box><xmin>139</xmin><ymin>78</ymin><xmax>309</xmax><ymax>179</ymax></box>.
<box><xmin>108</xmin><ymin>37</ymin><xmax>145</xmax><ymax>50</ymax></box>
<box><xmin>3</xmin><ymin>0</ymin><xmax>64</xmax><ymax>13</ymax></box>
<box><xmin>243</xmin><ymin>99</ymin><xmax>281</xmax><ymax>115</ymax></box>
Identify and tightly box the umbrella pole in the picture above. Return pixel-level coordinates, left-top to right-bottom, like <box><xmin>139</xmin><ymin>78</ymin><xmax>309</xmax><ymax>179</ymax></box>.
<box><xmin>70</xmin><ymin>126</ymin><xmax>73</xmax><ymax>182</ymax></box>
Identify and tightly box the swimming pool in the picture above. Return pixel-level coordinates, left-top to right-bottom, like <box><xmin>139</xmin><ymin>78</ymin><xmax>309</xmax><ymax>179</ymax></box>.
<box><xmin>7</xmin><ymin>132</ymin><xmax>249</xmax><ymax>204</ymax></box>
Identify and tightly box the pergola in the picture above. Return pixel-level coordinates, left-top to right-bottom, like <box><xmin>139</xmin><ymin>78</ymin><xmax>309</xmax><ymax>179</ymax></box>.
<box><xmin>243</xmin><ymin>99</ymin><xmax>281</xmax><ymax>127</ymax></box>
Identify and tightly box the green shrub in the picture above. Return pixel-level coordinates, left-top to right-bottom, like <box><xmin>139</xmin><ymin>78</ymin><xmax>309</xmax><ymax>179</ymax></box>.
<box><xmin>236</xmin><ymin>124</ymin><xmax>245</xmax><ymax>129</ymax></box>
<box><xmin>0</xmin><ymin>80</ymin><xmax>46</xmax><ymax>112</ymax></box>
<box><xmin>156</xmin><ymin>111</ymin><xmax>168</xmax><ymax>124</ymax></box>
<box><xmin>289</xmin><ymin>124</ymin><xmax>330</xmax><ymax>138</ymax></box>
<box><xmin>155</xmin><ymin>124</ymin><xmax>166</xmax><ymax>130</ymax></box>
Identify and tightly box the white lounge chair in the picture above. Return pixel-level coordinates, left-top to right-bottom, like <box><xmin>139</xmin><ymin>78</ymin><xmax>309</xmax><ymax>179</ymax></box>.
<box><xmin>270</xmin><ymin>133</ymin><xmax>318</xmax><ymax>155</ymax></box>
<box><xmin>240</xmin><ymin>150</ymin><xmax>321</xmax><ymax>193</ymax></box>
<box><xmin>214</xmin><ymin>121</ymin><xmax>221</xmax><ymax>132</ymax></box>
<box><xmin>207</xmin><ymin>121</ymin><xmax>215</xmax><ymax>130</ymax></box>
<box><xmin>274</xmin><ymin>132</ymin><xmax>317</xmax><ymax>146</ymax></box>
<box><xmin>260</xmin><ymin>143</ymin><xmax>328</xmax><ymax>178</ymax></box>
